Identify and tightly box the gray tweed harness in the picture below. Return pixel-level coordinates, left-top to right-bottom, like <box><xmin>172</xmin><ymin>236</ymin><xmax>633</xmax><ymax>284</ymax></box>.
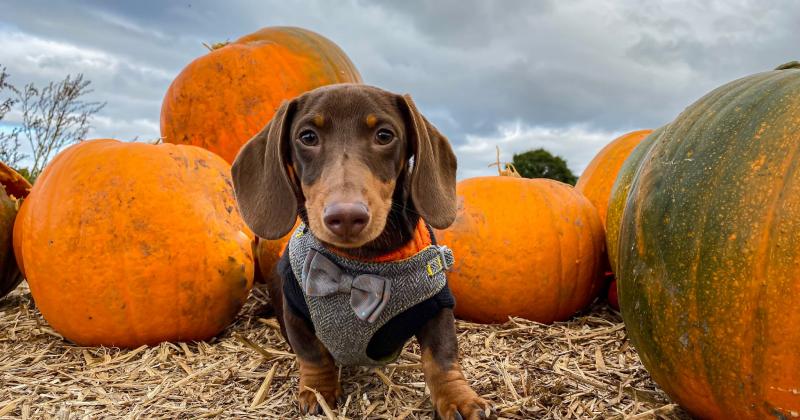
<box><xmin>287</xmin><ymin>223</ymin><xmax>454</xmax><ymax>366</ymax></box>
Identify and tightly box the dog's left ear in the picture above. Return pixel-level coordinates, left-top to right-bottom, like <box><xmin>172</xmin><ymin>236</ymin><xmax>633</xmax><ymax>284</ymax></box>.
<box><xmin>399</xmin><ymin>94</ymin><xmax>458</xmax><ymax>229</ymax></box>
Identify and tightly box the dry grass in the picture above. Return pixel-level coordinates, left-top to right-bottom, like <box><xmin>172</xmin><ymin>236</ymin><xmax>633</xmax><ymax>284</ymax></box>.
<box><xmin>0</xmin><ymin>282</ymin><xmax>689</xmax><ymax>419</ymax></box>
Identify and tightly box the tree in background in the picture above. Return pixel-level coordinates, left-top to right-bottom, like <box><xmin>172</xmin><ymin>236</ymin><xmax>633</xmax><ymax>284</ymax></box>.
<box><xmin>18</xmin><ymin>74</ymin><xmax>105</xmax><ymax>180</ymax></box>
<box><xmin>512</xmin><ymin>148</ymin><xmax>578</xmax><ymax>185</ymax></box>
<box><xmin>0</xmin><ymin>68</ymin><xmax>105</xmax><ymax>182</ymax></box>
<box><xmin>0</xmin><ymin>67</ymin><xmax>24</xmax><ymax>169</ymax></box>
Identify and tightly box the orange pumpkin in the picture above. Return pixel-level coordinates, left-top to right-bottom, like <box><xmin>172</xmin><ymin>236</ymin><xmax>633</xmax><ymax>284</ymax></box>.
<box><xmin>436</xmin><ymin>177</ymin><xmax>604</xmax><ymax>323</ymax></box>
<box><xmin>577</xmin><ymin>130</ymin><xmax>652</xmax><ymax>309</ymax></box>
<box><xmin>576</xmin><ymin>130</ymin><xmax>652</xmax><ymax>226</ymax></box>
<box><xmin>161</xmin><ymin>26</ymin><xmax>362</xmax><ymax>163</ymax></box>
<box><xmin>15</xmin><ymin>139</ymin><xmax>254</xmax><ymax>347</ymax></box>
<box><xmin>12</xmin><ymin>197</ymin><xmax>28</xmax><ymax>279</ymax></box>
<box><xmin>605</xmin><ymin>127</ymin><xmax>662</xmax><ymax>274</ymax></box>
<box><xmin>0</xmin><ymin>161</ymin><xmax>31</xmax><ymax>299</ymax></box>
<box><xmin>253</xmin><ymin>218</ymin><xmax>300</xmax><ymax>283</ymax></box>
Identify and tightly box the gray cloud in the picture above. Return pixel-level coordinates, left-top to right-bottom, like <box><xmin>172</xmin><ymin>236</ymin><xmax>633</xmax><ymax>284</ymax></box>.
<box><xmin>0</xmin><ymin>0</ymin><xmax>797</xmax><ymax>176</ymax></box>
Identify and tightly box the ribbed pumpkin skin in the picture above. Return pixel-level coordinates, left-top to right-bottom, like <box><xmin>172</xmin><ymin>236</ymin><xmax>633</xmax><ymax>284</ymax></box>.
<box><xmin>0</xmin><ymin>161</ymin><xmax>31</xmax><ymax>299</ymax></box>
<box><xmin>161</xmin><ymin>26</ymin><xmax>362</xmax><ymax>163</ymax></box>
<box><xmin>436</xmin><ymin>177</ymin><xmax>604</xmax><ymax>324</ymax></box>
<box><xmin>605</xmin><ymin>127</ymin><xmax>663</xmax><ymax>273</ymax></box>
<box><xmin>576</xmin><ymin>129</ymin><xmax>652</xmax><ymax>226</ymax></box>
<box><xmin>12</xmin><ymin>197</ymin><xmax>28</xmax><ymax>279</ymax></box>
<box><xmin>618</xmin><ymin>65</ymin><xmax>800</xmax><ymax>419</ymax></box>
<box><xmin>16</xmin><ymin>139</ymin><xmax>254</xmax><ymax>347</ymax></box>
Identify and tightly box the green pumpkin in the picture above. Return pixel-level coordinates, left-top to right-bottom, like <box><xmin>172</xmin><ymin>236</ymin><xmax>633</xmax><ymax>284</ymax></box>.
<box><xmin>617</xmin><ymin>61</ymin><xmax>800</xmax><ymax>419</ymax></box>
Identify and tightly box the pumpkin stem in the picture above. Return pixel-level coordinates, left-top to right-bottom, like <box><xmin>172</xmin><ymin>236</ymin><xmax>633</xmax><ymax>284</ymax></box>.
<box><xmin>202</xmin><ymin>41</ymin><xmax>231</xmax><ymax>51</ymax></box>
<box><xmin>775</xmin><ymin>61</ymin><xmax>800</xmax><ymax>70</ymax></box>
<box><xmin>487</xmin><ymin>146</ymin><xmax>521</xmax><ymax>177</ymax></box>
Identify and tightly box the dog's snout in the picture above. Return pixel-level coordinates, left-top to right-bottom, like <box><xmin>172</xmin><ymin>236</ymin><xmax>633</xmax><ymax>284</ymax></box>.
<box><xmin>323</xmin><ymin>202</ymin><xmax>370</xmax><ymax>238</ymax></box>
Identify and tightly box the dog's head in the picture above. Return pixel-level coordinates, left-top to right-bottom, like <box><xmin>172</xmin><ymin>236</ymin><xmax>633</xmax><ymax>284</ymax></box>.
<box><xmin>232</xmin><ymin>84</ymin><xmax>457</xmax><ymax>249</ymax></box>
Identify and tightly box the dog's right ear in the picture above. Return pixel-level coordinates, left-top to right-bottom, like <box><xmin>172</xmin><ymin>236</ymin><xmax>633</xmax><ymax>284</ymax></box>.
<box><xmin>232</xmin><ymin>100</ymin><xmax>298</xmax><ymax>239</ymax></box>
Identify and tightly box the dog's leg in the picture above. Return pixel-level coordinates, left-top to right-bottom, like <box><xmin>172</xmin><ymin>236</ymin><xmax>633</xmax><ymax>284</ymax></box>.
<box><xmin>283</xmin><ymin>301</ymin><xmax>342</xmax><ymax>414</ymax></box>
<box><xmin>417</xmin><ymin>308</ymin><xmax>495</xmax><ymax>420</ymax></box>
<box><xmin>263</xmin><ymin>253</ymin><xmax>288</xmax><ymax>342</ymax></box>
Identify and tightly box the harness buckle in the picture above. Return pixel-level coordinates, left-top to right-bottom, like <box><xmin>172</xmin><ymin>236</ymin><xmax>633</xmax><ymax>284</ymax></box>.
<box><xmin>425</xmin><ymin>246</ymin><xmax>454</xmax><ymax>277</ymax></box>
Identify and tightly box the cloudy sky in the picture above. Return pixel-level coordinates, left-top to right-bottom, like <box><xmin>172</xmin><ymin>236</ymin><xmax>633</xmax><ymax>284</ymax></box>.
<box><xmin>0</xmin><ymin>0</ymin><xmax>797</xmax><ymax>178</ymax></box>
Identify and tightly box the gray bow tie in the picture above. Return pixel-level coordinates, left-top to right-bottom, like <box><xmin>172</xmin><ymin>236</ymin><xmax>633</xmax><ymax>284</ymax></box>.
<box><xmin>301</xmin><ymin>249</ymin><xmax>391</xmax><ymax>323</ymax></box>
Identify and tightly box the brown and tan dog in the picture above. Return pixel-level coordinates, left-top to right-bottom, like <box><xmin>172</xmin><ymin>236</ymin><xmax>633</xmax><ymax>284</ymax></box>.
<box><xmin>232</xmin><ymin>84</ymin><xmax>494</xmax><ymax>419</ymax></box>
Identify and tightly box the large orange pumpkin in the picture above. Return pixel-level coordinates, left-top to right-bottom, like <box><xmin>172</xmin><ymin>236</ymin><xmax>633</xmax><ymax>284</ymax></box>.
<box><xmin>436</xmin><ymin>177</ymin><xmax>604</xmax><ymax>324</ymax></box>
<box><xmin>576</xmin><ymin>129</ymin><xmax>652</xmax><ymax>227</ymax></box>
<box><xmin>0</xmin><ymin>161</ymin><xmax>31</xmax><ymax>299</ymax></box>
<box><xmin>160</xmin><ymin>26</ymin><xmax>362</xmax><ymax>163</ymax></box>
<box><xmin>15</xmin><ymin>139</ymin><xmax>254</xmax><ymax>347</ymax></box>
<box><xmin>577</xmin><ymin>130</ymin><xmax>653</xmax><ymax>309</ymax></box>
<box><xmin>617</xmin><ymin>62</ymin><xmax>800</xmax><ymax>418</ymax></box>
<box><xmin>605</xmin><ymin>127</ymin><xmax>663</xmax><ymax>274</ymax></box>
<box><xmin>12</xmin><ymin>197</ymin><xmax>28</xmax><ymax>279</ymax></box>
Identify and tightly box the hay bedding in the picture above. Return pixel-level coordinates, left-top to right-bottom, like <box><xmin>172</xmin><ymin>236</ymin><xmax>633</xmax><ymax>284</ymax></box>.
<box><xmin>0</xmin><ymin>283</ymin><xmax>689</xmax><ymax>419</ymax></box>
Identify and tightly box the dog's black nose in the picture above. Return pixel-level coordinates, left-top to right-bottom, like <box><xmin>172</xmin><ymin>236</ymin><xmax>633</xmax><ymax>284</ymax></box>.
<box><xmin>323</xmin><ymin>202</ymin><xmax>370</xmax><ymax>238</ymax></box>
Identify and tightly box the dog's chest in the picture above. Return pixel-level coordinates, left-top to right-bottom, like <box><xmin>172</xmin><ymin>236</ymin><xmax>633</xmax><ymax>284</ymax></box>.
<box><xmin>287</xmin><ymin>224</ymin><xmax>452</xmax><ymax>366</ymax></box>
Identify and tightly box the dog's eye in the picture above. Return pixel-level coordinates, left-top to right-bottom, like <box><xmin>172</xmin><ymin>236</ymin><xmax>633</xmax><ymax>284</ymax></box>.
<box><xmin>298</xmin><ymin>130</ymin><xmax>319</xmax><ymax>146</ymax></box>
<box><xmin>375</xmin><ymin>129</ymin><xmax>395</xmax><ymax>145</ymax></box>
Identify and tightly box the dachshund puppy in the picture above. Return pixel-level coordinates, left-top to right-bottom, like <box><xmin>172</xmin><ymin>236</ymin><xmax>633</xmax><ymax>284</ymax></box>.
<box><xmin>232</xmin><ymin>84</ymin><xmax>494</xmax><ymax>419</ymax></box>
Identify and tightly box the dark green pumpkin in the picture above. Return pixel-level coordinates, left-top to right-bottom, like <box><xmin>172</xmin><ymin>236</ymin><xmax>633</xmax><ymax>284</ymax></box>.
<box><xmin>617</xmin><ymin>62</ymin><xmax>800</xmax><ymax>419</ymax></box>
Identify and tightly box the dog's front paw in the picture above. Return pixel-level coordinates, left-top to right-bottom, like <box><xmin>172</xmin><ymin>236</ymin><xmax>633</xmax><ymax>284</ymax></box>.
<box><xmin>433</xmin><ymin>388</ymin><xmax>495</xmax><ymax>420</ymax></box>
<box><xmin>298</xmin><ymin>385</ymin><xmax>343</xmax><ymax>415</ymax></box>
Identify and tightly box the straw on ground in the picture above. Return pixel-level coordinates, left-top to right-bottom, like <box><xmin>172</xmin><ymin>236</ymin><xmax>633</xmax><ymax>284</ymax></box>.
<box><xmin>0</xmin><ymin>283</ymin><xmax>688</xmax><ymax>419</ymax></box>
